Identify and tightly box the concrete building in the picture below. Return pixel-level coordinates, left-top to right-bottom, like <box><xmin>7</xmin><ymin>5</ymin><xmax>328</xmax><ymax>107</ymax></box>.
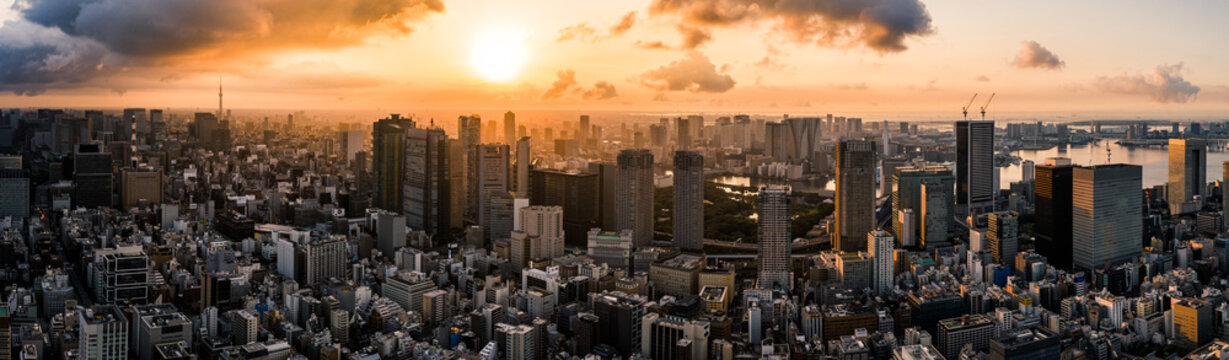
<box><xmin>121</xmin><ymin>169</ymin><xmax>163</xmax><ymax>210</ymax></box>
<box><xmin>232</xmin><ymin>310</ymin><xmax>258</xmax><ymax>346</ymax></box>
<box><xmin>640</xmin><ymin>312</ymin><xmax>709</xmax><ymax>360</ymax></box>
<box><xmin>529</xmin><ymin>168</ymin><xmax>598</xmax><ymax>247</ymax></box>
<box><xmin>588</xmin><ymin>229</ymin><xmax>634</xmax><ymax>270</ymax></box>
<box><xmin>1072</xmin><ymin>164</ymin><xmax>1142</xmax><ymax>273</ymax></box>
<box><xmin>92</xmin><ymin>246</ymin><xmax>149</xmax><ymax>303</ymax></box>
<box><xmin>515</xmin><ymin>137</ymin><xmax>530</xmax><ymax>195</ymax></box>
<box><xmin>989</xmin><ymin>328</ymin><xmax>1060</xmax><ymax>360</ymax></box>
<box><xmin>0</xmin><ymin>169</ymin><xmax>28</xmax><ymax>219</ymax></box>
<box><xmin>404</xmin><ymin>126</ymin><xmax>450</xmax><ymax>235</ymax></box>
<box><xmin>892</xmin><ymin>166</ymin><xmax>955</xmax><ymax>248</ymax></box>
<box><xmin>616</xmin><ymin>149</ymin><xmax>654</xmax><ymax>247</ymax></box>
<box><xmin>373</xmin><ymin>114</ymin><xmax>415</xmax><ymax>211</ymax></box>
<box><xmin>132</xmin><ymin>304</ymin><xmax>192</xmax><ymax>360</ymax></box>
<box><xmin>937</xmin><ymin>314</ymin><xmax>993</xmax><ymax>360</ymax></box>
<box><xmin>78</xmin><ymin>305</ymin><xmax>128</xmax><ymax>360</ymax></box>
<box><xmin>1175</xmin><ymin>298</ymin><xmax>1213</xmax><ymax>350</ymax></box>
<box><xmin>673</xmin><ymin>151</ymin><xmax>704</xmax><ymax>251</ymax></box>
<box><xmin>472</xmin><ymin>144</ymin><xmax>510</xmax><ymax>242</ymax></box>
<box><xmin>869</xmin><ymin>230</ymin><xmax>895</xmax><ymax>295</ymax></box>
<box><xmin>956</xmin><ymin>121</ymin><xmax>995</xmax><ymax>217</ymax></box>
<box><xmin>591</xmin><ymin>291</ymin><xmax>646</xmax><ymax>358</ymax></box>
<box><xmin>835</xmin><ymin>140</ymin><xmax>876</xmax><ymax>252</ymax></box>
<box><xmin>1035</xmin><ymin>157</ymin><xmax>1074</xmax><ymax>270</ymax></box>
<box><xmin>649</xmin><ymin>254</ymin><xmax>703</xmax><ymax>297</ymax></box>
<box><xmin>987</xmin><ymin>211</ymin><xmax>1019</xmax><ymax>269</ymax></box>
<box><xmin>757</xmin><ymin>185</ymin><xmax>792</xmax><ymax>290</ymax></box>
<box><xmin>1168</xmin><ymin>138</ymin><xmax>1207</xmax><ymax>207</ymax></box>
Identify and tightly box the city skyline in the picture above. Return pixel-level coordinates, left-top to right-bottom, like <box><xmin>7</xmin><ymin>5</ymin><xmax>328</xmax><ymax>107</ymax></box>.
<box><xmin>1</xmin><ymin>1</ymin><xmax>1228</xmax><ymax>117</ymax></box>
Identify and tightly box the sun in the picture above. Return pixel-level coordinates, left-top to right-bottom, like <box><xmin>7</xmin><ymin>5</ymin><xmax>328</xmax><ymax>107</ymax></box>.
<box><xmin>469</xmin><ymin>28</ymin><xmax>530</xmax><ymax>83</ymax></box>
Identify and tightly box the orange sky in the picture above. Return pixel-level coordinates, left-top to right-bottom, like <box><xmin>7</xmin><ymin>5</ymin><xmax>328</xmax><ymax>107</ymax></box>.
<box><xmin>1</xmin><ymin>0</ymin><xmax>1228</xmax><ymax>119</ymax></box>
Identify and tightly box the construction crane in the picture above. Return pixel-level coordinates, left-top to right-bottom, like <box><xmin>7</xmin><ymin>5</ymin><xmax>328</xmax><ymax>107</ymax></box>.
<box><xmin>979</xmin><ymin>93</ymin><xmax>996</xmax><ymax>120</ymax></box>
<box><xmin>961</xmin><ymin>93</ymin><xmax>978</xmax><ymax>120</ymax></box>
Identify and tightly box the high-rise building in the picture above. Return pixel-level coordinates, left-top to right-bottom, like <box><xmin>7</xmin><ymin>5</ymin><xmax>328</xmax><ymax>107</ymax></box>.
<box><xmin>74</xmin><ymin>143</ymin><xmax>113</xmax><ymax>209</ymax></box>
<box><xmin>375</xmin><ymin>212</ymin><xmax>406</xmax><ymax>258</ymax></box>
<box><xmin>0</xmin><ymin>303</ymin><xmax>9</xmax><ymax>360</ymax></box>
<box><xmin>194</xmin><ymin>112</ymin><xmax>219</xmax><ymax>147</ymax></box>
<box><xmin>920</xmin><ymin>182</ymin><xmax>951</xmax><ymax>249</ymax></box>
<box><xmin>1224</xmin><ymin>161</ymin><xmax>1229</xmax><ymax>230</ymax></box>
<box><xmin>835</xmin><ymin>140</ymin><xmax>876</xmax><ymax>252</ymax></box>
<box><xmin>303</xmin><ymin>237</ymin><xmax>347</xmax><ymax>284</ymax></box>
<box><xmin>956</xmin><ymin>121</ymin><xmax>995</xmax><ymax>216</ymax></box>
<box><xmin>372</xmin><ymin>114</ymin><xmax>414</xmax><ymax>211</ymax></box>
<box><xmin>591</xmin><ymin>291</ymin><xmax>647</xmax><ymax>358</ymax></box>
<box><xmin>504</xmin><ymin>111</ymin><xmax>517</xmax><ymax>145</ymax></box>
<box><xmin>589</xmin><ymin>162</ymin><xmax>619</xmax><ymax>230</ymax></box>
<box><xmin>869</xmin><ymin>230</ymin><xmax>894</xmax><ymax>295</ymax></box>
<box><xmin>757</xmin><ymin>185</ymin><xmax>792</xmax><ymax>290</ymax></box>
<box><xmin>232</xmin><ymin>310</ymin><xmax>258</xmax><ymax>346</ymax></box>
<box><xmin>338</xmin><ymin>130</ymin><xmax>364</xmax><ymax>164</ymax></box>
<box><xmin>0</xmin><ymin>168</ymin><xmax>29</xmax><ymax>219</ymax></box>
<box><xmin>78</xmin><ymin>305</ymin><xmax>129</xmax><ymax>360</ymax></box>
<box><xmin>988</xmin><ymin>328</ymin><xmax>1060</xmax><ymax>360</ymax></box>
<box><xmin>891</xmin><ymin>166</ymin><xmax>955</xmax><ymax>248</ymax></box>
<box><xmin>673</xmin><ymin>151</ymin><xmax>704</xmax><ymax>251</ymax></box>
<box><xmin>121</xmin><ymin>169</ymin><xmax>163</xmax><ymax>210</ymax></box>
<box><xmin>1174</xmin><ymin>298</ymin><xmax>1213</xmax><ymax>350</ymax></box>
<box><xmin>515</xmin><ymin>137</ymin><xmax>531</xmax><ymax>195</ymax></box>
<box><xmin>1034</xmin><ymin>157</ymin><xmax>1074</xmax><ymax>270</ymax></box>
<box><xmin>987</xmin><ymin>211</ymin><xmax>1019</xmax><ymax>268</ymax></box>
<box><xmin>588</xmin><ymin>229</ymin><xmax>634</xmax><ymax>270</ymax></box>
<box><xmin>458</xmin><ymin>115</ymin><xmax>483</xmax><ymax>218</ymax></box>
<box><xmin>519</xmin><ymin>206</ymin><xmax>565</xmax><ymax>260</ymax></box>
<box><xmin>131</xmin><ymin>304</ymin><xmax>192</xmax><ymax>360</ymax></box>
<box><xmin>529</xmin><ymin>168</ymin><xmax>599</xmax><ymax>247</ymax></box>
<box><xmin>640</xmin><ymin>312</ymin><xmax>709</xmax><ymax>360</ymax></box>
<box><xmin>92</xmin><ymin>246</ymin><xmax>149</xmax><ymax>303</ymax></box>
<box><xmin>1072</xmin><ymin>164</ymin><xmax>1142</xmax><ymax>273</ymax></box>
<box><xmin>676</xmin><ymin>117</ymin><xmax>691</xmax><ymax>150</ymax></box>
<box><xmin>504</xmin><ymin>324</ymin><xmax>536</xmax><ymax>360</ymax></box>
<box><xmin>1168</xmin><ymin>138</ymin><xmax>1207</xmax><ymax>206</ymax></box>
<box><xmin>404</xmin><ymin>127</ymin><xmax>450</xmax><ymax>235</ymax></box>
<box><xmin>616</xmin><ymin>149</ymin><xmax>654</xmax><ymax>247</ymax></box>
<box><xmin>472</xmin><ymin>144</ymin><xmax>510</xmax><ymax>241</ymax></box>
<box><xmin>937</xmin><ymin>314</ymin><xmax>993</xmax><ymax>360</ymax></box>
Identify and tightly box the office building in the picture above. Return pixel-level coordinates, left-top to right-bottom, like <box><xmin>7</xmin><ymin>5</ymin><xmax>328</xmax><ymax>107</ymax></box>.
<box><xmin>987</xmin><ymin>211</ymin><xmax>1019</xmax><ymax>269</ymax></box>
<box><xmin>504</xmin><ymin>111</ymin><xmax>517</xmax><ymax>145</ymax></box>
<box><xmin>1035</xmin><ymin>158</ymin><xmax>1074</xmax><ymax>270</ymax></box>
<box><xmin>835</xmin><ymin>140</ymin><xmax>875</xmax><ymax>252</ymax></box>
<box><xmin>472</xmin><ymin>144</ymin><xmax>510</xmax><ymax>241</ymax></box>
<box><xmin>1169</xmin><ymin>138</ymin><xmax>1207</xmax><ymax>207</ymax></box>
<box><xmin>375</xmin><ymin>212</ymin><xmax>406</xmax><ymax>258</ymax></box>
<box><xmin>676</xmin><ymin>117</ymin><xmax>691</xmax><ymax>150</ymax></box>
<box><xmin>893</xmin><ymin>344</ymin><xmax>945</xmax><ymax>360</ymax></box>
<box><xmin>74</xmin><ymin>143</ymin><xmax>113</xmax><ymax>208</ymax></box>
<box><xmin>232</xmin><ymin>310</ymin><xmax>258</xmax><ymax>346</ymax></box>
<box><xmin>504</xmin><ymin>324</ymin><xmax>535</xmax><ymax>360</ymax></box>
<box><xmin>892</xmin><ymin>166</ymin><xmax>955</xmax><ymax>248</ymax></box>
<box><xmin>78</xmin><ymin>305</ymin><xmax>128</xmax><ymax>360</ymax></box>
<box><xmin>372</xmin><ymin>114</ymin><xmax>414</xmax><ymax>211</ymax></box>
<box><xmin>649</xmin><ymin>254</ymin><xmax>703</xmax><ymax>297</ymax></box>
<box><xmin>131</xmin><ymin>304</ymin><xmax>192</xmax><ymax>360</ymax></box>
<box><xmin>588</xmin><ymin>229</ymin><xmax>634</xmax><ymax>270</ymax></box>
<box><xmin>869</xmin><ymin>230</ymin><xmax>894</xmax><ymax>295</ymax></box>
<box><xmin>1174</xmin><ymin>298</ymin><xmax>1213</xmax><ymax>349</ymax></box>
<box><xmin>591</xmin><ymin>291</ymin><xmax>646</xmax><ymax>358</ymax></box>
<box><xmin>589</xmin><ymin>162</ymin><xmax>619</xmax><ymax>230</ymax></box>
<box><xmin>458</xmin><ymin>115</ymin><xmax>482</xmax><ymax>218</ymax></box>
<box><xmin>529</xmin><ymin>168</ymin><xmax>598</xmax><ymax>247</ymax></box>
<box><xmin>1072</xmin><ymin>164</ymin><xmax>1142</xmax><ymax>272</ymax></box>
<box><xmin>640</xmin><ymin>312</ymin><xmax>709</xmax><ymax>360</ymax></box>
<box><xmin>515</xmin><ymin>137</ymin><xmax>530</xmax><ymax>195</ymax></box>
<box><xmin>0</xmin><ymin>169</ymin><xmax>28</xmax><ymax>219</ymax></box>
<box><xmin>937</xmin><ymin>314</ymin><xmax>993</xmax><ymax>360</ymax></box>
<box><xmin>303</xmin><ymin>238</ymin><xmax>347</xmax><ymax>284</ymax></box>
<box><xmin>338</xmin><ymin>130</ymin><xmax>363</xmax><ymax>164</ymax></box>
<box><xmin>757</xmin><ymin>185</ymin><xmax>792</xmax><ymax>290</ymax></box>
<box><xmin>616</xmin><ymin>149</ymin><xmax>654</xmax><ymax>247</ymax></box>
<box><xmin>956</xmin><ymin>121</ymin><xmax>995</xmax><ymax>216</ymax></box>
<box><xmin>404</xmin><ymin>126</ymin><xmax>450</xmax><ymax>235</ymax></box>
<box><xmin>92</xmin><ymin>246</ymin><xmax>149</xmax><ymax>303</ymax></box>
<box><xmin>121</xmin><ymin>169</ymin><xmax>163</xmax><ymax>210</ymax></box>
<box><xmin>510</xmin><ymin>206</ymin><xmax>565</xmax><ymax>271</ymax></box>
<box><xmin>673</xmin><ymin>151</ymin><xmax>704</xmax><ymax>251</ymax></box>
<box><xmin>989</xmin><ymin>328</ymin><xmax>1060</xmax><ymax>360</ymax></box>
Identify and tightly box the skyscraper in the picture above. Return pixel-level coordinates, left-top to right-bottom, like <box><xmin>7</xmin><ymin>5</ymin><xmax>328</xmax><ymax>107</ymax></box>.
<box><xmin>987</xmin><ymin>211</ymin><xmax>1019</xmax><ymax>268</ymax></box>
<box><xmin>529</xmin><ymin>168</ymin><xmax>598</xmax><ymax>247</ymax></box>
<box><xmin>1072</xmin><ymin>164</ymin><xmax>1142</xmax><ymax>273</ymax></box>
<box><xmin>1224</xmin><ymin>161</ymin><xmax>1229</xmax><ymax>230</ymax></box>
<box><xmin>0</xmin><ymin>168</ymin><xmax>29</xmax><ymax>219</ymax></box>
<box><xmin>869</xmin><ymin>229</ymin><xmax>894</xmax><ymax>295</ymax></box>
<box><xmin>519</xmin><ymin>205</ymin><xmax>565</xmax><ymax>261</ymax></box>
<box><xmin>504</xmin><ymin>111</ymin><xmax>516</xmax><ymax>145</ymax></box>
<box><xmin>891</xmin><ymin>166</ymin><xmax>955</xmax><ymax>248</ymax></box>
<box><xmin>673</xmin><ymin>151</ymin><xmax>704</xmax><ymax>251</ymax></box>
<box><xmin>472</xmin><ymin>144</ymin><xmax>510</xmax><ymax>241</ymax></box>
<box><xmin>1168</xmin><ymin>138</ymin><xmax>1207</xmax><ymax>206</ymax></box>
<box><xmin>920</xmin><ymin>182</ymin><xmax>950</xmax><ymax>249</ymax></box>
<box><xmin>515</xmin><ymin>137</ymin><xmax>531</xmax><ymax>195</ymax></box>
<box><xmin>404</xmin><ymin>126</ymin><xmax>450</xmax><ymax>235</ymax></box>
<box><xmin>956</xmin><ymin>121</ymin><xmax>995</xmax><ymax>216</ymax></box>
<box><xmin>579</xmin><ymin>115</ymin><xmax>591</xmax><ymax>147</ymax></box>
<box><xmin>373</xmin><ymin>114</ymin><xmax>414</xmax><ymax>211</ymax></box>
<box><xmin>458</xmin><ymin>115</ymin><xmax>483</xmax><ymax>218</ymax></box>
<box><xmin>592</xmin><ymin>291</ymin><xmax>647</xmax><ymax>358</ymax></box>
<box><xmin>589</xmin><ymin>161</ymin><xmax>619</xmax><ymax>230</ymax></box>
<box><xmin>676</xmin><ymin>117</ymin><xmax>691</xmax><ymax>150</ymax></box>
<box><xmin>835</xmin><ymin>140</ymin><xmax>875</xmax><ymax>252</ymax></box>
<box><xmin>757</xmin><ymin>185</ymin><xmax>791</xmax><ymax>290</ymax></box>
<box><xmin>1034</xmin><ymin>157</ymin><xmax>1074</xmax><ymax>270</ymax></box>
<box><xmin>74</xmin><ymin>143</ymin><xmax>112</xmax><ymax>209</ymax></box>
<box><xmin>617</xmin><ymin>149</ymin><xmax>654</xmax><ymax>247</ymax></box>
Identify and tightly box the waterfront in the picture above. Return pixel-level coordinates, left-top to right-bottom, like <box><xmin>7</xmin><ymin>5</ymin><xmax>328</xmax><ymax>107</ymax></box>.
<box><xmin>1002</xmin><ymin>139</ymin><xmax>1229</xmax><ymax>189</ymax></box>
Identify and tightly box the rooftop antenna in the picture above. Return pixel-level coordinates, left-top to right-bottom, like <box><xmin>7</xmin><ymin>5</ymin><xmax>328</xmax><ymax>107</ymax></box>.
<box><xmin>979</xmin><ymin>93</ymin><xmax>996</xmax><ymax>121</ymax></box>
<box><xmin>218</xmin><ymin>76</ymin><xmax>224</xmax><ymax>121</ymax></box>
<box><xmin>962</xmin><ymin>93</ymin><xmax>978</xmax><ymax>121</ymax></box>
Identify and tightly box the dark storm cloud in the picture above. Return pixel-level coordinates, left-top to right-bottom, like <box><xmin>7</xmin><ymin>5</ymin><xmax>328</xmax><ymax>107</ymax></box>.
<box><xmin>639</xmin><ymin>52</ymin><xmax>735</xmax><ymax>93</ymax></box>
<box><xmin>1012</xmin><ymin>41</ymin><xmax>1064</xmax><ymax>70</ymax></box>
<box><xmin>1096</xmin><ymin>63</ymin><xmax>1200</xmax><ymax>103</ymax></box>
<box><xmin>649</xmin><ymin>0</ymin><xmax>934</xmax><ymax>53</ymax></box>
<box><xmin>1</xmin><ymin>0</ymin><xmax>445</xmax><ymax>94</ymax></box>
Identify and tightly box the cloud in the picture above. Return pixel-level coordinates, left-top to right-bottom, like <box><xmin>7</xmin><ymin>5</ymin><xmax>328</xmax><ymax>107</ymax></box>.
<box><xmin>1011</xmin><ymin>41</ymin><xmax>1064</xmax><ymax>69</ymax></box>
<box><xmin>754</xmin><ymin>44</ymin><xmax>787</xmax><ymax>70</ymax></box>
<box><xmin>638</xmin><ymin>52</ymin><xmax>735</xmax><ymax>93</ymax></box>
<box><xmin>831</xmin><ymin>82</ymin><xmax>868</xmax><ymax>90</ymax></box>
<box><xmin>583</xmin><ymin>81</ymin><xmax>618</xmax><ymax>100</ymax></box>
<box><xmin>648</xmin><ymin>0</ymin><xmax>934</xmax><ymax>53</ymax></box>
<box><xmin>542</xmin><ymin>69</ymin><xmax>578</xmax><ymax>99</ymax></box>
<box><xmin>652</xmin><ymin>93</ymin><xmax>670</xmax><ymax>101</ymax></box>
<box><xmin>610</xmin><ymin>12</ymin><xmax>637</xmax><ymax>35</ymax></box>
<box><xmin>678</xmin><ymin>25</ymin><xmax>711</xmax><ymax>49</ymax></box>
<box><xmin>2</xmin><ymin>0</ymin><xmax>444</xmax><ymax>94</ymax></box>
<box><xmin>975</xmin><ymin>75</ymin><xmax>990</xmax><ymax>82</ymax></box>
<box><xmin>557</xmin><ymin>11</ymin><xmax>638</xmax><ymax>43</ymax></box>
<box><xmin>1095</xmin><ymin>63</ymin><xmax>1200</xmax><ymax>103</ymax></box>
<box><xmin>635</xmin><ymin>40</ymin><xmax>671</xmax><ymax>50</ymax></box>
<box><xmin>904</xmin><ymin>79</ymin><xmax>938</xmax><ymax>91</ymax></box>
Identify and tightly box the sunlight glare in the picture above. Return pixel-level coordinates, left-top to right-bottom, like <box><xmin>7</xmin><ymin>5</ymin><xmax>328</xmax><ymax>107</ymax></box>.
<box><xmin>469</xmin><ymin>28</ymin><xmax>530</xmax><ymax>83</ymax></box>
